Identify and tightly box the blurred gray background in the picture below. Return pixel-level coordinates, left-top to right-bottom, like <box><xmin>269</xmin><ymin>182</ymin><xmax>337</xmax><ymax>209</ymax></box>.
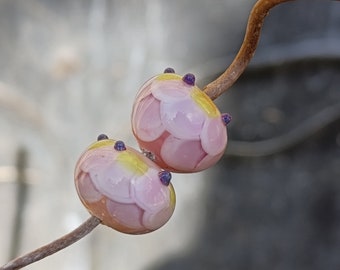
<box><xmin>0</xmin><ymin>0</ymin><xmax>340</xmax><ymax>270</ymax></box>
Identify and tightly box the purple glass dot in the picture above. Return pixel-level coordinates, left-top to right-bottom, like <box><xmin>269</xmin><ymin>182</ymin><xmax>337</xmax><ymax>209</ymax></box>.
<box><xmin>182</xmin><ymin>73</ymin><xmax>195</xmax><ymax>86</ymax></box>
<box><xmin>221</xmin><ymin>113</ymin><xmax>232</xmax><ymax>125</ymax></box>
<box><xmin>114</xmin><ymin>140</ymin><xmax>126</xmax><ymax>151</ymax></box>
<box><xmin>164</xmin><ymin>67</ymin><xmax>175</xmax><ymax>73</ymax></box>
<box><xmin>158</xmin><ymin>171</ymin><xmax>172</xmax><ymax>186</ymax></box>
<box><xmin>97</xmin><ymin>134</ymin><xmax>109</xmax><ymax>141</ymax></box>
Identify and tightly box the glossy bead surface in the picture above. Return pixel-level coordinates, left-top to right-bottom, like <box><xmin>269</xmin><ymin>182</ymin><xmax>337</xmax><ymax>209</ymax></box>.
<box><xmin>74</xmin><ymin>139</ymin><xmax>176</xmax><ymax>234</ymax></box>
<box><xmin>131</xmin><ymin>72</ymin><xmax>228</xmax><ymax>173</ymax></box>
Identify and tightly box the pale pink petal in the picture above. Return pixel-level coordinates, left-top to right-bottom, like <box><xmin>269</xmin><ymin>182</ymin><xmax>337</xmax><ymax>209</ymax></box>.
<box><xmin>132</xmin><ymin>94</ymin><xmax>165</xmax><ymax>142</ymax></box>
<box><xmin>160</xmin><ymin>100</ymin><xmax>205</xmax><ymax>140</ymax></box>
<box><xmin>79</xmin><ymin>146</ymin><xmax>119</xmax><ymax>172</ymax></box>
<box><xmin>90</xmin><ymin>165</ymin><xmax>134</xmax><ymax>204</ymax></box>
<box><xmin>161</xmin><ymin>136</ymin><xmax>206</xmax><ymax>171</ymax></box>
<box><xmin>76</xmin><ymin>171</ymin><xmax>102</xmax><ymax>203</ymax></box>
<box><xmin>142</xmin><ymin>204</ymin><xmax>173</xmax><ymax>230</ymax></box>
<box><xmin>131</xmin><ymin>169</ymin><xmax>169</xmax><ymax>213</ymax></box>
<box><xmin>106</xmin><ymin>200</ymin><xmax>144</xmax><ymax>230</ymax></box>
<box><xmin>200</xmin><ymin>117</ymin><xmax>227</xmax><ymax>156</ymax></box>
<box><xmin>196</xmin><ymin>151</ymin><xmax>224</xmax><ymax>171</ymax></box>
<box><xmin>135</xmin><ymin>76</ymin><xmax>156</xmax><ymax>101</ymax></box>
<box><xmin>151</xmin><ymin>80</ymin><xmax>190</xmax><ymax>102</ymax></box>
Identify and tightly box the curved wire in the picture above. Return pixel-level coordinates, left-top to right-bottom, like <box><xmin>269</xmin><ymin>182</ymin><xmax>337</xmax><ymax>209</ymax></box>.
<box><xmin>1</xmin><ymin>1</ymin><xmax>340</xmax><ymax>269</ymax></box>
<box><xmin>0</xmin><ymin>216</ymin><xmax>101</xmax><ymax>270</ymax></box>
<box><xmin>203</xmin><ymin>0</ymin><xmax>340</xmax><ymax>100</ymax></box>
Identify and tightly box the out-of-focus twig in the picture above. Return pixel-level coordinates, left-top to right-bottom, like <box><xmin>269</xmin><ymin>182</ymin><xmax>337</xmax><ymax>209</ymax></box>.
<box><xmin>8</xmin><ymin>148</ymin><xmax>29</xmax><ymax>260</ymax></box>
<box><xmin>225</xmin><ymin>101</ymin><xmax>340</xmax><ymax>157</ymax></box>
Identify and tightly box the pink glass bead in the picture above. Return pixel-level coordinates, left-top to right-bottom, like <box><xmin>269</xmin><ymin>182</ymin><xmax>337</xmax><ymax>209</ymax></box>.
<box><xmin>74</xmin><ymin>139</ymin><xmax>176</xmax><ymax>235</ymax></box>
<box><xmin>131</xmin><ymin>72</ymin><xmax>228</xmax><ymax>173</ymax></box>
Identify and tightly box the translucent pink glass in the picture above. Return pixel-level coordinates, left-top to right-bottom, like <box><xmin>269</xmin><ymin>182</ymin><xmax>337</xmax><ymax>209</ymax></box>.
<box><xmin>131</xmin><ymin>73</ymin><xmax>228</xmax><ymax>173</ymax></box>
<box><xmin>74</xmin><ymin>139</ymin><xmax>176</xmax><ymax>235</ymax></box>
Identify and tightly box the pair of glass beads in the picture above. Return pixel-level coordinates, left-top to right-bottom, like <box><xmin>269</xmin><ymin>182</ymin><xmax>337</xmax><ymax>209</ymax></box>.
<box><xmin>74</xmin><ymin>68</ymin><xmax>231</xmax><ymax>234</ymax></box>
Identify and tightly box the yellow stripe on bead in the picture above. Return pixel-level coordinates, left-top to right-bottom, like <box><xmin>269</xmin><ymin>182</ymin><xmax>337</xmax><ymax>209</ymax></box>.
<box><xmin>88</xmin><ymin>139</ymin><xmax>115</xmax><ymax>150</ymax></box>
<box><xmin>191</xmin><ymin>87</ymin><xmax>219</xmax><ymax>118</ymax></box>
<box><xmin>116</xmin><ymin>151</ymin><xmax>148</xmax><ymax>176</ymax></box>
<box><xmin>169</xmin><ymin>184</ymin><xmax>176</xmax><ymax>208</ymax></box>
<box><xmin>156</xmin><ymin>73</ymin><xmax>182</xmax><ymax>81</ymax></box>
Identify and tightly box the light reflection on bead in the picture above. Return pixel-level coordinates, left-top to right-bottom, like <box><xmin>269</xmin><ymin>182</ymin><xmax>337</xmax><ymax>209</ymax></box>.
<box><xmin>131</xmin><ymin>71</ymin><xmax>228</xmax><ymax>173</ymax></box>
<box><xmin>74</xmin><ymin>139</ymin><xmax>176</xmax><ymax>235</ymax></box>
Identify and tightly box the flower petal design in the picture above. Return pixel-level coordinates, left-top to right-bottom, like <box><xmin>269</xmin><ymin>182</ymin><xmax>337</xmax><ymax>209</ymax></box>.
<box><xmin>200</xmin><ymin>117</ymin><xmax>227</xmax><ymax>156</ymax></box>
<box><xmin>90</xmin><ymin>165</ymin><xmax>134</xmax><ymax>203</ymax></box>
<box><xmin>76</xmin><ymin>145</ymin><xmax>135</xmax><ymax>203</ymax></box>
<box><xmin>106</xmin><ymin>199</ymin><xmax>144</xmax><ymax>230</ymax></box>
<box><xmin>143</xmin><ymin>204</ymin><xmax>172</xmax><ymax>230</ymax></box>
<box><xmin>76</xmin><ymin>171</ymin><xmax>102</xmax><ymax>203</ymax></box>
<box><xmin>132</xmin><ymin>94</ymin><xmax>164</xmax><ymax>142</ymax></box>
<box><xmin>151</xmin><ymin>80</ymin><xmax>190</xmax><ymax>102</ymax></box>
<box><xmin>131</xmin><ymin>72</ymin><xmax>228</xmax><ymax>173</ymax></box>
<box><xmin>132</xmin><ymin>169</ymin><xmax>169</xmax><ymax>213</ymax></box>
<box><xmin>196</xmin><ymin>151</ymin><xmax>224</xmax><ymax>171</ymax></box>
<box><xmin>75</xmin><ymin>139</ymin><xmax>176</xmax><ymax>234</ymax></box>
<box><xmin>161</xmin><ymin>136</ymin><xmax>206</xmax><ymax>171</ymax></box>
<box><xmin>160</xmin><ymin>100</ymin><xmax>205</xmax><ymax>140</ymax></box>
<box><xmin>142</xmin><ymin>183</ymin><xmax>175</xmax><ymax>230</ymax></box>
<box><xmin>135</xmin><ymin>76</ymin><xmax>155</xmax><ymax>101</ymax></box>
<box><xmin>78</xmin><ymin>146</ymin><xmax>119</xmax><ymax>173</ymax></box>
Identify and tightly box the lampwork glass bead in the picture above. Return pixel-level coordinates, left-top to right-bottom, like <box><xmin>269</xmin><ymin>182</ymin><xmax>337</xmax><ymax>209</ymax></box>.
<box><xmin>74</xmin><ymin>139</ymin><xmax>176</xmax><ymax>235</ymax></box>
<box><xmin>131</xmin><ymin>72</ymin><xmax>228</xmax><ymax>173</ymax></box>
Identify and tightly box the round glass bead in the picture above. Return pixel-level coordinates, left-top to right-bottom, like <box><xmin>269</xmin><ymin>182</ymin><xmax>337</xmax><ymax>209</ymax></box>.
<box><xmin>131</xmin><ymin>72</ymin><xmax>228</xmax><ymax>173</ymax></box>
<box><xmin>74</xmin><ymin>139</ymin><xmax>176</xmax><ymax>234</ymax></box>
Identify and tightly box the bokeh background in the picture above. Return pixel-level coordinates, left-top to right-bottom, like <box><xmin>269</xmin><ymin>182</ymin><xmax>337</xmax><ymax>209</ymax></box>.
<box><xmin>1</xmin><ymin>0</ymin><xmax>340</xmax><ymax>270</ymax></box>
